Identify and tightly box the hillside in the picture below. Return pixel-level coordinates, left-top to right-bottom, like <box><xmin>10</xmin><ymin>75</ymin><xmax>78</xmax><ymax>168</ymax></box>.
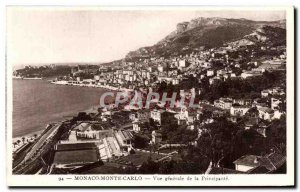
<box><xmin>126</xmin><ymin>17</ymin><xmax>286</xmax><ymax>59</ymax></box>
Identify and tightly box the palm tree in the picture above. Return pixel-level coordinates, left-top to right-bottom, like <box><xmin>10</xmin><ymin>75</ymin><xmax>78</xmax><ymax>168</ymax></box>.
<box><xmin>22</xmin><ymin>137</ymin><xmax>25</xmax><ymax>144</ymax></box>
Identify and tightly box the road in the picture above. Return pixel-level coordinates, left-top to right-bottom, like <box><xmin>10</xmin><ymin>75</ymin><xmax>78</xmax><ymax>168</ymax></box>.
<box><xmin>24</xmin><ymin>123</ymin><xmax>62</xmax><ymax>161</ymax></box>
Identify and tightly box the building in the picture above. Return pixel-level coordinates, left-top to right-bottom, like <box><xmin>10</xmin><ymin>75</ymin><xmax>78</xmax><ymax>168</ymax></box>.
<box><xmin>233</xmin><ymin>155</ymin><xmax>260</xmax><ymax>172</ymax></box>
<box><xmin>214</xmin><ymin>98</ymin><xmax>233</xmax><ymax>110</ymax></box>
<box><xmin>158</xmin><ymin>65</ymin><xmax>164</xmax><ymax>72</ymax></box>
<box><xmin>271</xmin><ymin>97</ymin><xmax>282</xmax><ymax>110</ymax></box>
<box><xmin>261</xmin><ymin>90</ymin><xmax>270</xmax><ymax>97</ymax></box>
<box><xmin>207</xmin><ymin>69</ymin><xmax>214</xmax><ymax>77</ymax></box>
<box><xmin>152</xmin><ymin>131</ymin><xmax>162</xmax><ymax>144</ymax></box>
<box><xmin>233</xmin><ymin>152</ymin><xmax>286</xmax><ymax>173</ymax></box>
<box><xmin>172</xmin><ymin>78</ymin><xmax>179</xmax><ymax>85</ymax></box>
<box><xmin>150</xmin><ymin>109</ymin><xmax>165</xmax><ymax>124</ymax></box>
<box><xmin>230</xmin><ymin>106</ymin><xmax>250</xmax><ymax>117</ymax></box>
<box><xmin>241</xmin><ymin>71</ymin><xmax>262</xmax><ymax>79</ymax></box>
<box><xmin>179</xmin><ymin>60</ymin><xmax>187</xmax><ymax>68</ymax></box>
<box><xmin>258</xmin><ymin>107</ymin><xmax>274</xmax><ymax>121</ymax></box>
<box><xmin>132</xmin><ymin>120</ymin><xmax>141</xmax><ymax>132</ymax></box>
<box><xmin>233</xmin><ymin>98</ymin><xmax>252</xmax><ymax>106</ymax></box>
<box><xmin>52</xmin><ymin>143</ymin><xmax>99</xmax><ymax>169</ymax></box>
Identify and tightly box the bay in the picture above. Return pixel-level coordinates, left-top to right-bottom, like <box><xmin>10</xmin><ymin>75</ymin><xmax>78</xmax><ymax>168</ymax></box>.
<box><xmin>13</xmin><ymin>79</ymin><xmax>106</xmax><ymax>137</ymax></box>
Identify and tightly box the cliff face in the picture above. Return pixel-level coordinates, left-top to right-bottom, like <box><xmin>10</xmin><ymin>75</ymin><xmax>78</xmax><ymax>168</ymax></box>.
<box><xmin>126</xmin><ymin>17</ymin><xmax>286</xmax><ymax>59</ymax></box>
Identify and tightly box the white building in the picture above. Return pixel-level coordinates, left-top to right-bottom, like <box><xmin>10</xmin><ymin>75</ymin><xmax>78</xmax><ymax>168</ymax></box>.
<box><xmin>271</xmin><ymin>97</ymin><xmax>282</xmax><ymax>110</ymax></box>
<box><xmin>207</xmin><ymin>69</ymin><xmax>214</xmax><ymax>77</ymax></box>
<box><xmin>152</xmin><ymin>131</ymin><xmax>162</xmax><ymax>144</ymax></box>
<box><xmin>233</xmin><ymin>155</ymin><xmax>260</xmax><ymax>172</ymax></box>
<box><xmin>214</xmin><ymin>98</ymin><xmax>233</xmax><ymax>110</ymax></box>
<box><xmin>132</xmin><ymin>120</ymin><xmax>141</xmax><ymax>132</ymax></box>
<box><xmin>150</xmin><ymin>109</ymin><xmax>165</xmax><ymax>124</ymax></box>
<box><xmin>241</xmin><ymin>71</ymin><xmax>262</xmax><ymax>79</ymax></box>
<box><xmin>158</xmin><ymin>65</ymin><xmax>164</xmax><ymax>72</ymax></box>
<box><xmin>258</xmin><ymin>107</ymin><xmax>274</xmax><ymax>121</ymax></box>
<box><xmin>179</xmin><ymin>60</ymin><xmax>187</xmax><ymax>68</ymax></box>
<box><xmin>230</xmin><ymin>106</ymin><xmax>250</xmax><ymax>117</ymax></box>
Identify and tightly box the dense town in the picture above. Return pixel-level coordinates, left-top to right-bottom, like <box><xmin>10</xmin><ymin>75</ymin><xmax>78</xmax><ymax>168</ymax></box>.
<box><xmin>13</xmin><ymin>24</ymin><xmax>287</xmax><ymax>175</ymax></box>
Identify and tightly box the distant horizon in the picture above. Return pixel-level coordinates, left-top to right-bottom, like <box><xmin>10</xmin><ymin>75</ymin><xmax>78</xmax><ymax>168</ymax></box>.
<box><xmin>7</xmin><ymin>8</ymin><xmax>286</xmax><ymax>68</ymax></box>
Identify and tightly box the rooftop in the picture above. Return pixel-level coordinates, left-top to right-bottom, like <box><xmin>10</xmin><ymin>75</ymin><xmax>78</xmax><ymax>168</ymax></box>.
<box><xmin>233</xmin><ymin>155</ymin><xmax>260</xmax><ymax>167</ymax></box>
<box><xmin>56</xmin><ymin>143</ymin><xmax>97</xmax><ymax>151</ymax></box>
<box><xmin>259</xmin><ymin>107</ymin><xmax>274</xmax><ymax>114</ymax></box>
<box><xmin>53</xmin><ymin>149</ymin><xmax>98</xmax><ymax>165</ymax></box>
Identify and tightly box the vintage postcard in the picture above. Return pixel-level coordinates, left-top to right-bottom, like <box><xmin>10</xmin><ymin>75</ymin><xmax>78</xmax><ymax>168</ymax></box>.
<box><xmin>6</xmin><ymin>6</ymin><xmax>295</xmax><ymax>187</ymax></box>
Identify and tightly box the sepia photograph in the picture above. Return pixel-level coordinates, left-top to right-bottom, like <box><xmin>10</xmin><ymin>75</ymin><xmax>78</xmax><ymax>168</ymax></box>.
<box><xmin>6</xmin><ymin>6</ymin><xmax>294</xmax><ymax>187</ymax></box>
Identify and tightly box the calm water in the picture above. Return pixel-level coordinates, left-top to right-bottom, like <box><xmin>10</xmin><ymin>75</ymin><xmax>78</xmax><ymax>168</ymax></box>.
<box><xmin>13</xmin><ymin>80</ymin><xmax>106</xmax><ymax>137</ymax></box>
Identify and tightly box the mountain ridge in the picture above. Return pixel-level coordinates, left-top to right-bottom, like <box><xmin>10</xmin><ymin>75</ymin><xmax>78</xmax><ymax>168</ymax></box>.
<box><xmin>125</xmin><ymin>17</ymin><xmax>286</xmax><ymax>60</ymax></box>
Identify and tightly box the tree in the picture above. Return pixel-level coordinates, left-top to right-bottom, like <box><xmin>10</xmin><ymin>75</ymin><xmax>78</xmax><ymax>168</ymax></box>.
<box><xmin>22</xmin><ymin>137</ymin><xmax>25</xmax><ymax>144</ymax></box>
<box><xmin>139</xmin><ymin>157</ymin><xmax>159</xmax><ymax>174</ymax></box>
<box><xmin>196</xmin><ymin>117</ymin><xmax>239</xmax><ymax>168</ymax></box>
<box><xmin>266</xmin><ymin>115</ymin><xmax>286</xmax><ymax>155</ymax></box>
<box><xmin>132</xmin><ymin>135</ymin><xmax>149</xmax><ymax>149</ymax></box>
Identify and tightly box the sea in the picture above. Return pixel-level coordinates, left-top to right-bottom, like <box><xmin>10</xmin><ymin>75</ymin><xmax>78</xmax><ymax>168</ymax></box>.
<box><xmin>13</xmin><ymin>79</ymin><xmax>107</xmax><ymax>137</ymax></box>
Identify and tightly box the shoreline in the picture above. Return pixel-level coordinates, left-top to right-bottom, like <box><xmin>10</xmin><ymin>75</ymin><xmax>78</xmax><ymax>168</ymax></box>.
<box><xmin>49</xmin><ymin>80</ymin><xmax>134</xmax><ymax>92</ymax></box>
<box><xmin>12</xmin><ymin>78</ymin><xmax>124</xmax><ymax>146</ymax></box>
<box><xmin>12</xmin><ymin>104</ymin><xmax>101</xmax><ymax>143</ymax></box>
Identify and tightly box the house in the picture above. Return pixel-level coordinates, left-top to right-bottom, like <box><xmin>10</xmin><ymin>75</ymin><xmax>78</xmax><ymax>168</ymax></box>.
<box><xmin>152</xmin><ymin>131</ymin><xmax>162</xmax><ymax>144</ymax></box>
<box><xmin>132</xmin><ymin>120</ymin><xmax>141</xmax><ymax>132</ymax></box>
<box><xmin>234</xmin><ymin>152</ymin><xmax>286</xmax><ymax>173</ymax></box>
<box><xmin>137</xmin><ymin>110</ymin><xmax>150</xmax><ymax>122</ymax></box>
<box><xmin>230</xmin><ymin>106</ymin><xmax>250</xmax><ymax>117</ymax></box>
<box><xmin>261</xmin><ymin>90</ymin><xmax>270</xmax><ymax>97</ymax></box>
<box><xmin>272</xmin><ymin>87</ymin><xmax>285</xmax><ymax>96</ymax></box>
<box><xmin>150</xmin><ymin>109</ymin><xmax>176</xmax><ymax>125</ymax></box>
<box><xmin>233</xmin><ymin>98</ymin><xmax>252</xmax><ymax>106</ymax></box>
<box><xmin>129</xmin><ymin>113</ymin><xmax>137</xmax><ymax>121</ymax></box>
<box><xmin>214</xmin><ymin>98</ymin><xmax>233</xmax><ymax>110</ymax></box>
<box><xmin>73</xmin><ymin>122</ymin><xmax>110</xmax><ymax>140</ymax></box>
<box><xmin>253</xmin><ymin>99</ymin><xmax>268</xmax><ymax>109</ymax></box>
<box><xmin>212</xmin><ymin>110</ymin><xmax>227</xmax><ymax>118</ymax></box>
<box><xmin>258</xmin><ymin>107</ymin><xmax>274</xmax><ymax>121</ymax></box>
<box><xmin>178</xmin><ymin>60</ymin><xmax>187</xmax><ymax>68</ymax></box>
<box><xmin>233</xmin><ymin>155</ymin><xmax>260</xmax><ymax>172</ymax></box>
<box><xmin>261</xmin><ymin>87</ymin><xmax>285</xmax><ymax>98</ymax></box>
<box><xmin>249</xmin><ymin>152</ymin><xmax>286</xmax><ymax>173</ymax></box>
<box><xmin>114</xmin><ymin>130</ymin><xmax>133</xmax><ymax>152</ymax></box>
<box><xmin>207</xmin><ymin>69</ymin><xmax>214</xmax><ymax>77</ymax></box>
<box><xmin>174</xmin><ymin>107</ymin><xmax>189</xmax><ymax>124</ymax></box>
<box><xmin>271</xmin><ymin>97</ymin><xmax>282</xmax><ymax>110</ymax></box>
<box><xmin>172</xmin><ymin>78</ymin><xmax>179</xmax><ymax>85</ymax></box>
<box><xmin>150</xmin><ymin>109</ymin><xmax>165</xmax><ymax>124</ymax></box>
<box><xmin>241</xmin><ymin>71</ymin><xmax>262</xmax><ymax>79</ymax></box>
<box><xmin>158</xmin><ymin>65</ymin><xmax>164</xmax><ymax>72</ymax></box>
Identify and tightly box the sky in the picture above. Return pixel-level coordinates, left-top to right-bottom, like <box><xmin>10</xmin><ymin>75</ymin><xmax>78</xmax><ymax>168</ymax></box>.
<box><xmin>7</xmin><ymin>7</ymin><xmax>286</xmax><ymax>68</ymax></box>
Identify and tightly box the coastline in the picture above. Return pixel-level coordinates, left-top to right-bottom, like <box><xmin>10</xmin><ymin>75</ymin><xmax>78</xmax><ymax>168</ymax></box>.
<box><xmin>12</xmin><ymin>78</ymin><xmax>129</xmax><ymax>148</ymax></box>
<box><xmin>49</xmin><ymin>80</ymin><xmax>134</xmax><ymax>92</ymax></box>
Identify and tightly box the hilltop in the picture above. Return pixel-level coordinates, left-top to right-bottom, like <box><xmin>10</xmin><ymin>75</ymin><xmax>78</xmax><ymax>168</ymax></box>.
<box><xmin>126</xmin><ymin>17</ymin><xmax>286</xmax><ymax>59</ymax></box>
